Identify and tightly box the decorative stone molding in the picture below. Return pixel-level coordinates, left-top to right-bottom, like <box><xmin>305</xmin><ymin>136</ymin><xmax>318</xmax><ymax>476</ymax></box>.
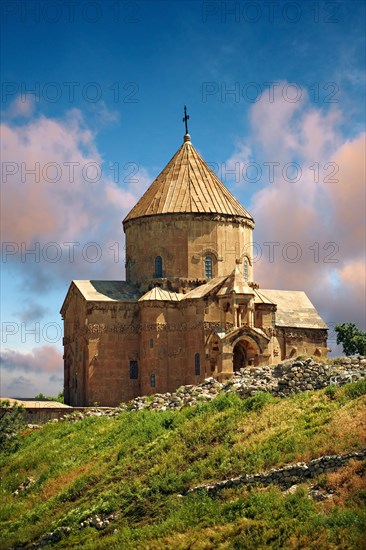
<box><xmin>237</xmin><ymin>253</ymin><xmax>252</xmax><ymax>264</ymax></box>
<box><xmin>123</xmin><ymin>212</ymin><xmax>255</xmax><ymax>229</ymax></box>
<box><xmin>284</xmin><ymin>328</ymin><xmax>328</xmax><ymax>340</ymax></box>
<box><xmin>200</xmin><ymin>247</ymin><xmax>223</xmax><ymax>261</ymax></box>
<box><xmin>263</xmin><ymin>327</ymin><xmax>276</xmax><ymax>337</ymax></box>
<box><xmin>87</xmin><ymin>323</ymin><xmax>138</xmax><ymax>334</ymax></box>
<box><xmin>167</xmin><ymin>347</ymin><xmax>182</xmax><ymax>358</ymax></box>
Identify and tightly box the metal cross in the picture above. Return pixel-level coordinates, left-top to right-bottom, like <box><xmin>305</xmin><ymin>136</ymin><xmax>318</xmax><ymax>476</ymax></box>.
<box><xmin>183</xmin><ymin>105</ymin><xmax>190</xmax><ymax>134</ymax></box>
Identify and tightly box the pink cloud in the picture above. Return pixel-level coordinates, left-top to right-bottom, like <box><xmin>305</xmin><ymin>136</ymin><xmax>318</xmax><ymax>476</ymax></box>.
<box><xmin>1</xmin><ymin>345</ymin><xmax>62</xmax><ymax>374</ymax></box>
<box><xmin>330</xmin><ymin>134</ymin><xmax>366</xmax><ymax>258</ymax></box>
<box><xmin>249</xmin><ymin>83</ymin><xmax>342</xmax><ymax>163</ymax></box>
<box><xmin>2</xmin><ymin>112</ymin><xmax>118</xmax><ymax>242</ymax></box>
<box><xmin>230</xmin><ymin>85</ymin><xmax>365</xmax><ymax>332</ymax></box>
<box><xmin>1</xmin><ymin>108</ymin><xmax>151</xmax><ymax>282</ymax></box>
<box><xmin>339</xmin><ymin>260</ymin><xmax>366</xmax><ymax>288</ymax></box>
<box><xmin>5</xmin><ymin>95</ymin><xmax>36</xmax><ymax>118</ymax></box>
<box><xmin>0</xmin><ymin>344</ymin><xmax>64</xmax><ymax>397</ymax></box>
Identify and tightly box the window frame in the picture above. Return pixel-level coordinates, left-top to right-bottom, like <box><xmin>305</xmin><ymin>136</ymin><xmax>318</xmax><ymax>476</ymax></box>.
<box><xmin>243</xmin><ymin>258</ymin><xmax>249</xmax><ymax>281</ymax></box>
<box><xmin>195</xmin><ymin>352</ymin><xmax>201</xmax><ymax>376</ymax></box>
<box><xmin>154</xmin><ymin>256</ymin><xmax>163</xmax><ymax>278</ymax></box>
<box><xmin>204</xmin><ymin>255</ymin><xmax>213</xmax><ymax>279</ymax></box>
<box><xmin>129</xmin><ymin>360</ymin><xmax>138</xmax><ymax>379</ymax></box>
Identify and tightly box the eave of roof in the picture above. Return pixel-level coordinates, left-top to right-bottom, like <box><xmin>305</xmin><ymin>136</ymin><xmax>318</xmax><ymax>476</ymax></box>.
<box><xmin>61</xmin><ymin>281</ymin><xmax>141</xmax><ymax>313</ymax></box>
<box><xmin>259</xmin><ymin>289</ymin><xmax>328</xmax><ymax>329</ymax></box>
<box><xmin>182</xmin><ymin>276</ymin><xmax>227</xmax><ymax>299</ymax></box>
<box><xmin>217</xmin><ymin>267</ymin><xmax>254</xmax><ymax>296</ymax></box>
<box><xmin>139</xmin><ymin>287</ymin><xmax>183</xmax><ymax>302</ymax></box>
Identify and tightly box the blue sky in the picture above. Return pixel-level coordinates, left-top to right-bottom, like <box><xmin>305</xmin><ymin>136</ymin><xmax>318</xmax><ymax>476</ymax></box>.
<box><xmin>1</xmin><ymin>0</ymin><xmax>365</xmax><ymax>397</ymax></box>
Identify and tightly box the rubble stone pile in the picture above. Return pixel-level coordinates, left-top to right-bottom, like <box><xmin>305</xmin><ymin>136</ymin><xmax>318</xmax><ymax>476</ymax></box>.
<box><xmin>53</xmin><ymin>356</ymin><xmax>365</xmax><ymax>422</ymax></box>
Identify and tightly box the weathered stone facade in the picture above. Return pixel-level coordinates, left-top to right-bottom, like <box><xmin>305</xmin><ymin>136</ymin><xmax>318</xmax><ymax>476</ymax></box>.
<box><xmin>61</xmin><ymin>131</ymin><xmax>328</xmax><ymax>406</ymax></box>
<box><xmin>124</xmin><ymin>213</ymin><xmax>254</xmax><ymax>287</ymax></box>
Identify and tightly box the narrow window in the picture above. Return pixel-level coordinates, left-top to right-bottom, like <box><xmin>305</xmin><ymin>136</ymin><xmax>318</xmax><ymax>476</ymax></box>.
<box><xmin>243</xmin><ymin>258</ymin><xmax>249</xmax><ymax>281</ymax></box>
<box><xmin>195</xmin><ymin>352</ymin><xmax>201</xmax><ymax>376</ymax></box>
<box><xmin>149</xmin><ymin>338</ymin><xmax>154</xmax><ymax>348</ymax></box>
<box><xmin>154</xmin><ymin>256</ymin><xmax>163</xmax><ymax>278</ymax></box>
<box><xmin>205</xmin><ymin>256</ymin><xmax>213</xmax><ymax>279</ymax></box>
<box><xmin>150</xmin><ymin>373</ymin><xmax>156</xmax><ymax>387</ymax></box>
<box><xmin>130</xmin><ymin>360</ymin><xmax>138</xmax><ymax>379</ymax></box>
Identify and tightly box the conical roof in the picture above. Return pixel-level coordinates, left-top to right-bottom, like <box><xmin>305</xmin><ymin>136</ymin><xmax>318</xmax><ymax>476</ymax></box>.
<box><xmin>123</xmin><ymin>134</ymin><xmax>253</xmax><ymax>223</ymax></box>
<box><xmin>217</xmin><ymin>267</ymin><xmax>254</xmax><ymax>296</ymax></box>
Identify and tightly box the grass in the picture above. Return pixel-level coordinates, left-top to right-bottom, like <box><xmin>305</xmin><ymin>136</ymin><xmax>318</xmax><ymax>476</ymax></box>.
<box><xmin>1</xmin><ymin>381</ymin><xmax>365</xmax><ymax>549</ymax></box>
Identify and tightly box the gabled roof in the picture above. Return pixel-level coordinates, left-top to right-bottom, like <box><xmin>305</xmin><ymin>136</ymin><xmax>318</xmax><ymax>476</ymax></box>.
<box><xmin>182</xmin><ymin>276</ymin><xmax>227</xmax><ymax>299</ymax></box>
<box><xmin>69</xmin><ymin>281</ymin><xmax>140</xmax><ymax>302</ymax></box>
<box><xmin>60</xmin><ymin>280</ymin><xmax>327</xmax><ymax>331</ymax></box>
<box><xmin>217</xmin><ymin>267</ymin><xmax>254</xmax><ymax>296</ymax></box>
<box><xmin>123</xmin><ymin>134</ymin><xmax>253</xmax><ymax>223</ymax></box>
<box><xmin>253</xmin><ymin>288</ymin><xmax>277</xmax><ymax>305</ymax></box>
<box><xmin>139</xmin><ymin>287</ymin><xmax>183</xmax><ymax>302</ymax></box>
<box><xmin>259</xmin><ymin>289</ymin><xmax>328</xmax><ymax>329</ymax></box>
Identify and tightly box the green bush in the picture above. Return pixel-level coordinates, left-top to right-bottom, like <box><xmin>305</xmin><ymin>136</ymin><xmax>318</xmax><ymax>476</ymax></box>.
<box><xmin>335</xmin><ymin>323</ymin><xmax>366</xmax><ymax>356</ymax></box>
<box><xmin>34</xmin><ymin>391</ymin><xmax>64</xmax><ymax>403</ymax></box>
<box><xmin>343</xmin><ymin>379</ymin><xmax>366</xmax><ymax>399</ymax></box>
<box><xmin>325</xmin><ymin>385</ymin><xmax>337</xmax><ymax>399</ymax></box>
<box><xmin>242</xmin><ymin>392</ymin><xmax>273</xmax><ymax>412</ymax></box>
<box><xmin>208</xmin><ymin>392</ymin><xmax>243</xmax><ymax>412</ymax></box>
<box><xmin>0</xmin><ymin>400</ymin><xmax>25</xmax><ymax>453</ymax></box>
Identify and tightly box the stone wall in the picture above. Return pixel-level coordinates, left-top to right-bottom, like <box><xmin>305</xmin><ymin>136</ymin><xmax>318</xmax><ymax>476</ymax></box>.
<box><xmin>63</xmin><ymin>288</ymin><xmax>141</xmax><ymax>406</ymax></box>
<box><xmin>188</xmin><ymin>449</ymin><xmax>366</xmax><ymax>494</ymax></box>
<box><xmin>124</xmin><ymin>213</ymin><xmax>253</xmax><ymax>287</ymax></box>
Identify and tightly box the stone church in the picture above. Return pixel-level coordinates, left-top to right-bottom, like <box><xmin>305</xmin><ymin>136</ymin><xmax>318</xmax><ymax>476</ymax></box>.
<box><xmin>61</xmin><ymin>124</ymin><xmax>328</xmax><ymax>406</ymax></box>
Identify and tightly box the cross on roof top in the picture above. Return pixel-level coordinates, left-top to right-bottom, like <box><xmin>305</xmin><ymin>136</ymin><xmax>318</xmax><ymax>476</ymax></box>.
<box><xmin>183</xmin><ymin>105</ymin><xmax>190</xmax><ymax>134</ymax></box>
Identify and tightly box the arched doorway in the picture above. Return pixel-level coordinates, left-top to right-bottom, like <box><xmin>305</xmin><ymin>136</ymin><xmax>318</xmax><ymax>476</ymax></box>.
<box><xmin>232</xmin><ymin>338</ymin><xmax>259</xmax><ymax>371</ymax></box>
<box><xmin>233</xmin><ymin>343</ymin><xmax>247</xmax><ymax>371</ymax></box>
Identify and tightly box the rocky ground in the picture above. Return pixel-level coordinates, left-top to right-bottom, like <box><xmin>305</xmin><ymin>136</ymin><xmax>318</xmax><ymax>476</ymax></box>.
<box><xmin>8</xmin><ymin>357</ymin><xmax>365</xmax><ymax>549</ymax></box>
<box><xmin>49</xmin><ymin>356</ymin><xmax>366</xmax><ymax>423</ymax></box>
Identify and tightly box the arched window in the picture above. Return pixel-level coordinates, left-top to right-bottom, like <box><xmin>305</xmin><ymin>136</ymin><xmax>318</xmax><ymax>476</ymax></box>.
<box><xmin>195</xmin><ymin>353</ymin><xmax>201</xmax><ymax>375</ymax></box>
<box><xmin>154</xmin><ymin>256</ymin><xmax>163</xmax><ymax>278</ymax></box>
<box><xmin>205</xmin><ymin>256</ymin><xmax>213</xmax><ymax>279</ymax></box>
<box><xmin>243</xmin><ymin>258</ymin><xmax>249</xmax><ymax>281</ymax></box>
<box><xmin>150</xmin><ymin>373</ymin><xmax>156</xmax><ymax>387</ymax></box>
<box><xmin>130</xmin><ymin>360</ymin><xmax>138</xmax><ymax>379</ymax></box>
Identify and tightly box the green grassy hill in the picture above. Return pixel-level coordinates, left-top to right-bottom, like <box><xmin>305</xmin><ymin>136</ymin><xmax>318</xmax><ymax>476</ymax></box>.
<box><xmin>1</xmin><ymin>381</ymin><xmax>366</xmax><ymax>549</ymax></box>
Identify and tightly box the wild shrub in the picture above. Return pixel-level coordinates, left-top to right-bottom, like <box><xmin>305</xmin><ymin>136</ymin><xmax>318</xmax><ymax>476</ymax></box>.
<box><xmin>241</xmin><ymin>392</ymin><xmax>273</xmax><ymax>412</ymax></box>
<box><xmin>343</xmin><ymin>379</ymin><xmax>366</xmax><ymax>399</ymax></box>
<box><xmin>325</xmin><ymin>385</ymin><xmax>337</xmax><ymax>399</ymax></box>
<box><xmin>0</xmin><ymin>400</ymin><xmax>25</xmax><ymax>453</ymax></box>
<box><xmin>209</xmin><ymin>392</ymin><xmax>243</xmax><ymax>412</ymax></box>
